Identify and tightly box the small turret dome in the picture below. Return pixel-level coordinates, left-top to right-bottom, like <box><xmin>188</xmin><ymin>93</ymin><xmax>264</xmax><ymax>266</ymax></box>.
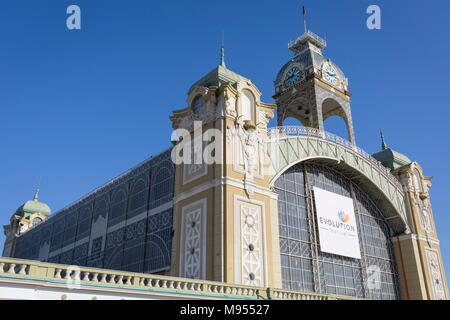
<box><xmin>14</xmin><ymin>186</ymin><xmax>51</xmax><ymax>219</ymax></box>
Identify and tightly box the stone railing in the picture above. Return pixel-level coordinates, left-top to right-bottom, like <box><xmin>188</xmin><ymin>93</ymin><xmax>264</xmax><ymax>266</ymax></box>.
<box><xmin>288</xmin><ymin>30</ymin><xmax>327</xmax><ymax>49</ymax></box>
<box><xmin>267</xmin><ymin>126</ymin><xmax>403</xmax><ymax>190</ymax></box>
<box><xmin>0</xmin><ymin>257</ymin><xmax>352</xmax><ymax>300</ymax></box>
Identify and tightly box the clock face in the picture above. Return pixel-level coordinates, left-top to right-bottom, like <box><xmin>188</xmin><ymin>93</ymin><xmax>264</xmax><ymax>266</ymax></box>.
<box><xmin>285</xmin><ymin>67</ymin><xmax>301</xmax><ymax>86</ymax></box>
<box><xmin>325</xmin><ymin>67</ymin><xmax>337</xmax><ymax>84</ymax></box>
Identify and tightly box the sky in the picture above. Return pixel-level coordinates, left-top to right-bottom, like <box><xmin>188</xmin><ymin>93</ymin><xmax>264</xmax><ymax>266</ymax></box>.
<box><xmin>1</xmin><ymin>0</ymin><xmax>449</xmax><ymax>280</ymax></box>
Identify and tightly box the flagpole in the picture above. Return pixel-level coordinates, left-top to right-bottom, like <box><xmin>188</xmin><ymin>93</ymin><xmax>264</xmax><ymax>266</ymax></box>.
<box><xmin>303</xmin><ymin>5</ymin><xmax>307</xmax><ymax>33</ymax></box>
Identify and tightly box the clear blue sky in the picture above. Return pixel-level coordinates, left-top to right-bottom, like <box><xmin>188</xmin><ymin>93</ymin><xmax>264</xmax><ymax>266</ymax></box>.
<box><xmin>1</xmin><ymin>0</ymin><xmax>449</xmax><ymax>278</ymax></box>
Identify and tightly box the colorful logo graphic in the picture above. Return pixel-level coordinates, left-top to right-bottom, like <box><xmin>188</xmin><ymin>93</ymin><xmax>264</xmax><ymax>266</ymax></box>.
<box><xmin>338</xmin><ymin>211</ymin><xmax>350</xmax><ymax>223</ymax></box>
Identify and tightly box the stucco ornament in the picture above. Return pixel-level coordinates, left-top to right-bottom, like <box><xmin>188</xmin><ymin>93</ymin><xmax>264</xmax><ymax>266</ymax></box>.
<box><xmin>228</xmin><ymin>122</ymin><xmax>266</xmax><ymax>197</ymax></box>
<box><xmin>224</xmin><ymin>90</ymin><xmax>237</xmax><ymax>119</ymax></box>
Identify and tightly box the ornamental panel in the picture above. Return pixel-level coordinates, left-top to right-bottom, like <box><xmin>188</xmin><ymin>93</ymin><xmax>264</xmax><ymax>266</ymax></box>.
<box><xmin>234</xmin><ymin>196</ymin><xmax>267</xmax><ymax>287</ymax></box>
<box><xmin>425</xmin><ymin>248</ymin><xmax>447</xmax><ymax>300</ymax></box>
<box><xmin>180</xmin><ymin>198</ymin><xmax>207</xmax><ymax>280</ymax></box>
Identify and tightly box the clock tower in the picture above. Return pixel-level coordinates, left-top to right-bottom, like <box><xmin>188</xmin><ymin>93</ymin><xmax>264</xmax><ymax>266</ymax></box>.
<box><xmin>274</xmin><ymin>30</ymin><xmax>356</xmax><ymax>144</ymax></box>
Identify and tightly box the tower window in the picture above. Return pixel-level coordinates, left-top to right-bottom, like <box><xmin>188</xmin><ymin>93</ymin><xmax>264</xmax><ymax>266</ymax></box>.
<box><xmin>192</xmin><ymin>96</ymin><xmax>203</xmax><ymax>114</ymax></box>
<box><xmin>241</xmin><ymin>90</ymin><xmax>254</xmax><ymax>122</ymax></box>
<box><xmin>32</xmin><ymin>218</ymin><xmax>43</xmax><ymax>228</ymax></box>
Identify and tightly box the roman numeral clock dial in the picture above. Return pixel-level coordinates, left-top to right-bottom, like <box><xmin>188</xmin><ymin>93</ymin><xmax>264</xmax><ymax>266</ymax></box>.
<box><xmin>285</xmin><ymin>67</ymin><xmax>300</xmax><ymax>86</ymax></box>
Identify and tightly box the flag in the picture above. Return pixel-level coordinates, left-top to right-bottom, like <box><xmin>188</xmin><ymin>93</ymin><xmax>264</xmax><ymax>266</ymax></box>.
<box><xmin>303</xmin><ymin>5</ymin><xmax>306</xmax><ymax>16</ymax></box>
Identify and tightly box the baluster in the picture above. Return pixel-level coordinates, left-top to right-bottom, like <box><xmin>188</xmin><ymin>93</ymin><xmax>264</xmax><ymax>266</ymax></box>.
<box><xmin>63</xmin><ymin>269</ymin><xmax>71</xmax><ymax>280</ymax></box>
<box><xmin>125</xmin><ymin>276</ymin><xmax>132</xmax><ymax>286</ymax></box>
<box><xmin>82</xmin><ymin>271</ymin><xmax>90</xmax><ymax>282</ymax></box>
<box><xmin>7</xmin><ymin>263</ymin><xmax>16</xmax><ymax>274</ymax></box>
<box><xmin>54</xmin><ymin>268</ymin><xmax>62</xmax><ymax>279</ymax></box>
<box><xmin>92</xmin><ymin>272</ymin><xmax>99</xmax><ymax>282</ymax></box>
<box><xmin>0</xmin><ymin>262</ymin><xmax>4</xmax><ymax>273</ymax></box>
<box><xmin>108</xmin><ymin>275</ymin><xmax>116</xmax><ymax>284</ymax></box>
<box><xmin>100</xmin><ymin>273</ymin><xmax>107</xmax><ymax>283</ymax></box>
<box><xmin>73</xmin><ymin>269</ymin><xmax>81</xmax><ymax>281</ymax></box>
<box><xmin>18</xmin><ymin>264</ymin><xmax>27</xmax><ymax>275</ymax></box>
<box><xmin>117</xmin><ymin>275</ymin><xmax>123</xmax><ymax>285</ymax></box>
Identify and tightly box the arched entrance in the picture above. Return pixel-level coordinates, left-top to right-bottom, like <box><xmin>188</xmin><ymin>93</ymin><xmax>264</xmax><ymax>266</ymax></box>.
<box><xmin>274</xmin><ymin>161</ymin><xmax>401</xmax><ymax>299</ymax></box>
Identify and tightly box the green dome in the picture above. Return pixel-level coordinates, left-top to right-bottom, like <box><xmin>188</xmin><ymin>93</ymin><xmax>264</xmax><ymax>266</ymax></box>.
<box><xmin>14</xmin><ymin>187</ymin><xmax>51</xmax><ymax>219</ymax></box>
<box><xmin>15</xmin><ymin>200</ymin><xmax>51</xmax><ymax>219</ymax></box>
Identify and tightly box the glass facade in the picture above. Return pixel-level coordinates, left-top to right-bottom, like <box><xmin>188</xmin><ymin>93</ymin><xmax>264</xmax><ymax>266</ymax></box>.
<box><xmin>13</xmin><ymin>148</ymin><xmax>175</xmax><ymax>275</ymax></box>
<box><xmin>275</xmin><ymin>162</ymin><xmax>400</xmax><ymax>299</ymax></box>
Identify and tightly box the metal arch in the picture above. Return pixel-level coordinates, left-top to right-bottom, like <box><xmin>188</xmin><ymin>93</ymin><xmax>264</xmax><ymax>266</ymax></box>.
<box><xmin>266</xmin><ymin>126</ymin><xmax>408</xmax><ymax>234</ymax></box>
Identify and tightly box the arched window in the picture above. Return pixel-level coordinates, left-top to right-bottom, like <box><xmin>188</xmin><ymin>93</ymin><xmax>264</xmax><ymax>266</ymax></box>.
<box><xmin>274</xmin><ymin>163</ymin><xmax>400</xmax><ymax>299</ymax></box>
<box><xmin>413</xmin><ymin>169</ymin><xmax>423</xmax><ymax>192</ymax></box>
<box><xmin>241</xmin><ymin>90</ymin><xmax>254</xmax><ymax>122</ymax></box>
<box><xmin>192</xmin><ymin>96</ymin><xmax>203</xmax><ymax>114</ymax></box>
<box><xmin>32</xmin><ymin>217</ymin><xmax>43</xmax><ymax>228</ymax></box>
<box><xmin>129</xmin><ymin>179</ymin><xmax>148</xmax><ymax>212</ymax></box>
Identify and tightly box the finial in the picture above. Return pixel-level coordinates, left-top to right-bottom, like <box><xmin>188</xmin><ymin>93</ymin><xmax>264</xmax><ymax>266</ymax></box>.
<box><xmin>220</xmin><ymin>31</ymin><xmax>226</xmax><ymax>68</ymax></box>
<box><xmin>380</xmin><ymin>130</ymin><xmax>387</xmax><ymax>150</ymax></box>
<box><xmin>34</xmin><ymin>183</ymin><xmax>40</xmax><ymax>201</ymax></box>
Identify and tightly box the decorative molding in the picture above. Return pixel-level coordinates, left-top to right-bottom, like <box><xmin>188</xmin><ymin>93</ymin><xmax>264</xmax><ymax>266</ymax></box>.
<box><xmin>392</xmin><ymin>233</ymin><xmax>440</xmax><ymax>246</ymax></box>
<box><xmin>173</xmin><ymin>177</ymin><xmax>278</xmax><ymax>205</ymax></box>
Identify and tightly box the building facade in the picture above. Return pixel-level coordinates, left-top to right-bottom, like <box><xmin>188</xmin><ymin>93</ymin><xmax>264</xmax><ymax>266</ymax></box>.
<box><xmin>3</xmin><ymin>28</ymin><xmax>449</xmax><ymax>300</ymax></box>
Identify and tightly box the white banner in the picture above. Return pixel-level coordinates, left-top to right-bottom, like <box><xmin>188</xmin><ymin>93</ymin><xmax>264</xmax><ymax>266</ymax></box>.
<box><xmin>313</xmin><ymin>187</ymin><xmax>361</xmax><ymax>259</ymax></box>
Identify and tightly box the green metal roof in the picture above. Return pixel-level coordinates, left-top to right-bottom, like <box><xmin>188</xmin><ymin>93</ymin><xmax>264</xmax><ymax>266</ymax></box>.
<box><xmin>188</xmin><ymin>65</ymin><xmax>249</xmax><ymax>95</ymax></box>
<box><xmin>372</xmin><ymin>149</ymin><xmax>411</xmax><ymax>171</ymax></box>
<box><xmin>372</xmin><ymin>131</ymin><xmax>411</xmax><ymax>171</ymax></box>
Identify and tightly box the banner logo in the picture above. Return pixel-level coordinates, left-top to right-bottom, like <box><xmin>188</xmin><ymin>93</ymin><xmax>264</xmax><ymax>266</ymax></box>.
<box><xmin>337</xmin><ymin>211</ymin><xmax>350</xmax><ymax>223</ymax></box>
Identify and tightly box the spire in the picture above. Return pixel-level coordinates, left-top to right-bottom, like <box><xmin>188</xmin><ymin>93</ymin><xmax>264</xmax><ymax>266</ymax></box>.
<box><xmin>33</xmin><ymin>183</ymin><xmax>40</xmax><ymax>201</ymax></box>
<box><xmin>220</xmin><ymin>45</ymin><xmax>226</xmax><ymax>68</ymax></box>
<box><xmin>380</xmin><ymin>130</ymin><xmax>387</xmax><ymax>150</ymax></box>
<box><xmin>220</xmin><ymin>31</ymin><xmax>226</xmax><ymax>68</ymax></box>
